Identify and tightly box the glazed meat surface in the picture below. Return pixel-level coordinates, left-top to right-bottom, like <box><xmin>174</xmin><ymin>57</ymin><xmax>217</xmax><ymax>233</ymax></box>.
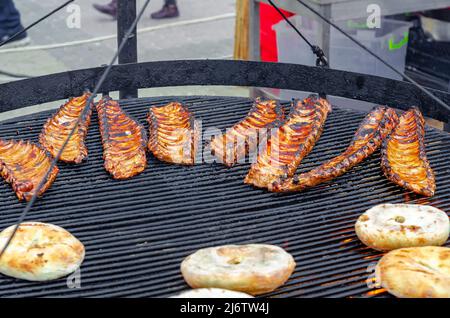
<box><xmin>96</xmin><ymin>97</ymin><xmax>148</xmax><ymax>179</ymax></box>
<box><xmin>381</xmin><ymin>107</ymin><xmax>435</xmax><ymax>197</ymax></box>
<box><xmin>209</xmin><ymin>98</ymin><xmax>284</xmax><ymax>166</ymax></box>
<box><xmin>0</xmin><ymin>140</ymin><xmax>59</xmax><ymax>201</ymax></box>
<box><xmin>39</xmin><ymin>92</ymin><xmax>93</xmax><ymax>164</ymax></box>
<box><xmin>271</xmin><ymin>106</ymin><xmax>399</xmax><ymax>192</ymax></box>
<box><xmin>148</xmin><ymin>102</ymin><xmax>199</xmax><ymax>165</ymax></box>
<box><xmin>244</xmin><ymin>95</ymin><xmax>331</xmax><ymax>188</ymax></box>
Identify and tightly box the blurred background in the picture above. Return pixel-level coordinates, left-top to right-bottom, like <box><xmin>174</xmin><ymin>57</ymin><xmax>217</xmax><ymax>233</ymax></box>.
<box><xmin>1</xmin><ymin>0</ymin><xmax>450</xmax><ymax>127</ymax></box>
<box><xmin>0</xmin><ymin>0</ymin><xmax>236</xmax><ymax>84</ymax></box>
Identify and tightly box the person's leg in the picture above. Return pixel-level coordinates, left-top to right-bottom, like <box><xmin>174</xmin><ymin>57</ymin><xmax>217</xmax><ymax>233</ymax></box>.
<box><xmin>0</xmin><ymin>0</ymin><xmax>24</xmax><ymax>36</ymax></box>
<box><xmin>0</xmin><ymin>0</ymin><xmax>30</xmax><ymax>47</ymax></box>
<box><xmin>151</xmin><ymin>0</ymin><xmax>179</xmax><ymax>19</ymax></box>
<box><xmin>93</xmin><ymin>0</ymin><xmax>118</xmax><ymax>19</ymax></box>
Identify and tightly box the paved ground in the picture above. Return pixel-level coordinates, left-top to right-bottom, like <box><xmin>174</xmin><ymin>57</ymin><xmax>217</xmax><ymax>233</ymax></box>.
<box><xmin>0</xmin><ymin>0</ymin><xmax>248</xmax><ymax>120</ymax></box>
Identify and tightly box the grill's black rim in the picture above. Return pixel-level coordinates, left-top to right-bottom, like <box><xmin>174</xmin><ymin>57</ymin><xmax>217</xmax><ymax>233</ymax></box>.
<box><xmin>0</xmin><ymin>95</ymin><xmax>448</xmax><ymax>298</ymax></box>
<box><xmin>1</xmin><ymin>60</ymin><xmax>449</xmax><ymax>124</ymax></box>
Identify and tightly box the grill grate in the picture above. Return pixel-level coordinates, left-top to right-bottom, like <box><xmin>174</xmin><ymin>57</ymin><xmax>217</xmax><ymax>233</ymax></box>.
<box><xmin>0</xmin><ymin>96</ymin><xmax>449</xmax><ymax>298</ymax></box>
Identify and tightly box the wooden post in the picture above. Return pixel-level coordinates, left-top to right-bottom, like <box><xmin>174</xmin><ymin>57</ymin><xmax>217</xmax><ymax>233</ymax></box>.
<box><xmin>234</xmin><ymin>0</ymin><xmax>250</xmax><ymax>60</ymax></box>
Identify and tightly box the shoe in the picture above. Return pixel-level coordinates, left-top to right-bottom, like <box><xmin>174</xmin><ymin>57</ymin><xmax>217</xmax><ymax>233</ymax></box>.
<box><xmin>151</xmin><ymin>4</ymin><xmax>179</xmax><ymax>19</ymax></box>
<box><xmin>93</xmin><ymin>0</ymin><xmax>117</xmax><ymax>19</ymax></box>
<box><xmin>0</xmin><ymin>31</ymin><xmax>30</xmax><ymax>49</ymax></box>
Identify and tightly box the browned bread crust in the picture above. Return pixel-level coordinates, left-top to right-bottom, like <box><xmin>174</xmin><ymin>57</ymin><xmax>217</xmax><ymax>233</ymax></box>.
<box><xmin>375</xmin><ymin>246</ymin><xmax>450</xmax><ymax>298</ymax></box>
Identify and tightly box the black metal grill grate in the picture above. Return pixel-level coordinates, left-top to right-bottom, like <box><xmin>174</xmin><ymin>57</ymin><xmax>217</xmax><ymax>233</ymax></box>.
<box><xmin>0</xmin><ymin>96</ymin><xmax>449</xmax><ymax>298</ymax></box>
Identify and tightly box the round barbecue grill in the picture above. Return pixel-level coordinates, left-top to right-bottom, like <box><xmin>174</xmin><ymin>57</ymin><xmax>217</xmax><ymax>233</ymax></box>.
<box><xmin>0</xmin><ymin>59</ymin><xmax>449</xmax><ymax>298</ymax></box>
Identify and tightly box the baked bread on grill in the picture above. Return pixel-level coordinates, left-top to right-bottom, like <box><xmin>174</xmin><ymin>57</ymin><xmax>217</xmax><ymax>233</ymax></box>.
<box><xmin>180</xmin><ymin>244</ymin><xmax>296</xmax><ymax>295</ymax></box>
<box><xmin>148</xmin><ymin>102</ymin><xmax>199</xmax><ymax>165</ymax></box>
<box><xmin>0</xmin><ymin>139</ymin><xmax>59</xmax><ymax>201</ymax></box>
<box><xmin>381</xmin><ymin>107</ymin><xmax>436</xmax><ymax>196</ymax></box>
<box><xmin>209</xmin><ymin>98</ymin><xmax>284</xmax><ymax>166</ymax></box>
<box><xmin>171</xmin><ymin>288</ymin><xmax>254</xmax><ymax>298</ymax></box>
<box><xmin>271</xmin><ymin>106</ymin><xmax>398</xmax><ymax>192</ymax></box>
<box><xmin>245</xmin><ymin>95</ymin><xmax>331</xmax><ymax>189</ymax></box>
<box><xmin>355</xmin><ymin>204</ymin><xmax>449</xmax><ymax>251</ymax></box>
<box><xmin>96</xmin><ymin>96</ymin><xmax>148</xmax><ymax>179</ymax></box>
<box><xmin>375</xmin><ymin>246</ymin><xmax>450</xmax><ymax>298</ymax></box>
<box><xmin>39</xmin><ymin>92</ymin><xmax>93</xmax><ymax>164</ymax></box>
<box><xmin>0</xmin><ymin>222</ymin><xmax>85</xmax><ymax>281</ymax></box>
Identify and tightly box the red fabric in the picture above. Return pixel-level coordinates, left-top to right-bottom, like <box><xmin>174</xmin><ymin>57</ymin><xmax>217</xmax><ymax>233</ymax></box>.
<box><xmin>259</xmin><ymin>2</ymin><xmax>294</xmax><ymax>62</ymax></box>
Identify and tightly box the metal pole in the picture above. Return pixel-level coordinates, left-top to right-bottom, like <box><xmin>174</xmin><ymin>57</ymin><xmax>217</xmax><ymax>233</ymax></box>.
<box><xmin>249</xmin><ymin>0</ymin><xmax>261</xmax><ymax>98</ymax></box>
<box><xmin>318</xmin><ymin>4</ymin><xmax>331</xmax><ymax>66</ymax></box>
<box><xmin>117</xmin><ymin>0</ymin><xmax>138</xmax><ymax>99</ymax></box>
<box><xmin>249</xmin><ymin>0</ymin><xmax>260</xmax><ymax>62</ymax></box>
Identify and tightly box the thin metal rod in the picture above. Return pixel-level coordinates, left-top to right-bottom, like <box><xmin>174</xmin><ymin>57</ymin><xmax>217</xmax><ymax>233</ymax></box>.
<box><xmin>267</xmin><ymin>0</ymin><xmax>328</xmax><ymax>67</ymax></box>
<box><xmin>294</xmin><ymin>0</ymin><xmax>450</xmax><ymax>113</ymax></box>
<box><xmin>0</xmin><ymin>0</ymin><xmax>75</xmax><ymax>48</ymax></box>
<box><xmin>0</xmin><ymin>69</ymin><xmax>32</xmax><ymax>79</ymax></box>
<box><xmin>0</xmin><ymin>0</ymin><xmax>152</xmax><ymax>260</ymax></box>
<box><xmin>268</xmin><ymin>0</ymin><xmax>314</xmax><ymax>49</ymax></box>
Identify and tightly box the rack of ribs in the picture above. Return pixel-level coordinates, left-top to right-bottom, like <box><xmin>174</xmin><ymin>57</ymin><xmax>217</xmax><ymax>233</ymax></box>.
<box><xmin>271</xmin><ymin>106</ymin><xmax>399</xmax><ymax>192</ymax></box>
<box><xmin>96</xmin><ymin>96</ymin><xmax>148</xmax><ymax>179</ymax></box>
<box><xmin>381</xmin><ymin>107</ymin><xmax>436</xmax><ymax>197</ymax></box>
<box><xmin>209</xmin><ymin>98</ymin><xmax>284</xmax><ymax>166</ymax></box>
<box><xmin>39</xmin><ymin>92</ymin><xmax>93</xmax><ymax>164</ymax></box>
<box><xmin>148</xmin><ymin>102</ymin><xmax>199</xmax><ymax>165</ymax></box>
<box><xmin>0</xmin><ymin>139</ymin><xmax>59</xmax><ymax>201</ymax></box>
<box><xmin>244</xmin><ymin>94</ymin><xmax>331</xmax><ymax>189</ymax></box>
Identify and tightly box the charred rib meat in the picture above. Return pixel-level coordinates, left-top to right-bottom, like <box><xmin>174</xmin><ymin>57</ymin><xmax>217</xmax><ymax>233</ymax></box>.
<box><xmin>244</xmin><ymin>95</ymin><xmax>331</xmax><ymax>188</ymax></box>
<box><xmin>381</xmin><ymin>107</ymin><xmax>436</xmax><ymax>197</ymax></box>
<box><xmin>39</xmin><ymin>92</ymin><xmax>93</xmax><ymax>164</ymax></box>
<box><xmin>209</xmin><ymin>98</ymin><xmax>284</xmax><ymax>166</ymax></box>
<box><xmin>271</xmin><ymin>106</ymin><xmax>399</xmax><ymax>192</ymax></box>
<box><xmin>96</xmin><ymin>97</ymin><xmax>148</xmax><ymax>179</ymax></box>
<box><xmin>148</xmin><ymin>102</ymin><xmax>199</xmax><ymax>165</ymax></box>
<box><xmin>0</xmin><ymin>140</ymin><xmax>59</xmax><ymax>201</ymax></box>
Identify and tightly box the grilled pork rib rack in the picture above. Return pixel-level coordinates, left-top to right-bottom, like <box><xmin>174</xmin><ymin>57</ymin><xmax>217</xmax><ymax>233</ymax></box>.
<box><xmin>0</xmin><ymin>140</ymin><xmax>59</xmax><ymax>201</ymax></box>
<box><xmin>96</xmin><ymin>97</ymin><xmax>148</xmax><ymax>180</ymax></box>
<box><xmin>271</xmin><ymin>106</ymin><xmax>399</xmax><ymax>192</ymax></box>
<box><xmin>39</xmin><ymin>92</ymin><xmax>93</xmax><ymax>164</ymax></box>
<box><xmin>148</xmin><ymin>102</ymin><xmax>199</xmax><ymax>165</ymax></box>
<box><xmin>244</xmin><ymin>95</ymin><xmax>331</xmax><ymax>188</ymax></box>
<box><xmin>209</xmin><ymin>98</ymin><xmax>284</xmax><ymax>166</ymax></box>
<box><xmin>381</xmin><ymin>107</ymin><xmax>436</xmax><ymax>197</ymax></box>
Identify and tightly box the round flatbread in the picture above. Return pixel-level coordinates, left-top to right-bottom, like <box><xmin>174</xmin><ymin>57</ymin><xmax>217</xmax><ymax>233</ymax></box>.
<box><xmin>355</xmin><ymin>204</ymin><xmax>449</xmax><ymax>251</ymax></box>
<box><xmin>180</xmin><ymin>244</ymin><xmax>296</xmax><ymax>295</ymax></box>
<box><xmin>375</xmin><ymin>246</ymin><xmax>450</xmax><ymax>298</ymax></box>
<box><xmin>0</xmin><ymin>222</ymin><xmax>85</xmax><ymax>281</ymax></box>
<box><xmin>171</xmin><ymin>288</ymin><xmax>254</xmax><ymax>298</ymax></box>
